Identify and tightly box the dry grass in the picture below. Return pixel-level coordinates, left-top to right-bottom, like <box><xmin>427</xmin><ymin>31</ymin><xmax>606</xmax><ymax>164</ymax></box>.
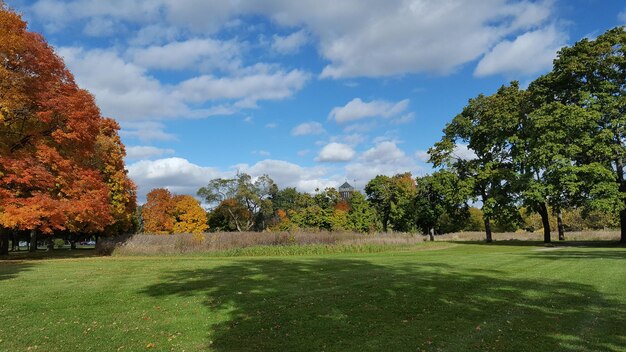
<box><xmin>102</xmin><ymin>229</ymin><xmax>622</xmax><ymax>256</ymax></box>
<box><xmin>108</xmin><ymin>231</ymin><xmax>431</xmax><ymax>256</ymax></box>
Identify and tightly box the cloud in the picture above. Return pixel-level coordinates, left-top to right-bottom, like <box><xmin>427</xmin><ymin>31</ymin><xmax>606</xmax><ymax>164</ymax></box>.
<box><xmin>272</xmin><ymin>29</ymin><xmax>309</xmax><ymax>54</ymax></box>
<box><xmin>127</xmin><ymin>157</ymin><xmax>223</xmax><ymax>202</ymax></box>
<box><xmin>126</xmin><ymin>146</ymin><xmax>175</xmax><ymax>160</ymax></box>
<box><xmin>619</xmin><ymin>10</ymin><xmax>626</xmax><ymax>24</ymax></box>
<box><xmin>173</xmin><ymin>66</ymin><xmax>310</xmax><ymax>107</ymax></box>
<box><xmin>451</xmin><ymin>143</ymin><xmax>477</xmax><ymax>160</ymax></box>
<box><xmin>129</xmin><ymin>38</ymin><xmax>242</xmax><ymax>71</ymax></box>
<box><xmin>56</xmin><ymin>46</ymin><xmax>306</xmax><ymax>136</ymax></box>
<box><xmin>346</xmin><ymin>141</ymin><xmax>421</xmax><ymax>181</ymax></box>
<box><xmin>292</xmin><ymin>121</ymin><xmax>326</xmax><ymax>136</ymax></box>
<box><xmin>316</xmin><ymin>142</ymin><xmax>356</xmax><ymax>162</ymax></box>
<box><xmin>30</xmin><ymin>0</ymin><xmax>557</xmax><ymax>78</ymax></box>
<box><xmin>83</xmin><ymin>17</ymin><xmax>118</xmax><ymax>37</ymax></box>
<box><xmin>415</xmin><ymin>150</ymin><xmax>430</xmax><ymax>163</ymax></box>
<box><xmin>475</xmin><ymin>26</ymin><xmax>567</xmax><ymax>77</ymax></box>
<box><xmin>329</xmin><ymin>98</ymin><xmax>409</xmax><ymax>123</ymax></box>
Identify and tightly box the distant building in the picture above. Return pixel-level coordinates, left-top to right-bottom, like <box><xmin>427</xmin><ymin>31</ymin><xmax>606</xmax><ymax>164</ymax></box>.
<box><xmin>338</xmin><ymin>181</ymin><xmax>354</xmax><ymax>200</ymax></box>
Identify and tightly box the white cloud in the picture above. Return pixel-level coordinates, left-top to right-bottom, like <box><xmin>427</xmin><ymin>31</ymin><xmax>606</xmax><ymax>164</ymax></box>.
<box><xmin>58</xmin><ymin>47</ymin><xmax>185</xmax><ymax>121</ymax></box>
<box><xmin>127</xmin><ymin>157</ymin><xmax>223</xmax><ymax>202</ymax></box>
<box><xmin>452</xmin><ymin>143</ymin><xmax>477</xmax><ymax>160</ymax></box>
<box><xmin>83</xmin><ymin>17</ymin><xmax>118</xmax><ymax>37</ymax></box>
<box><xmin>265</xmin><ymin>123</ymin><xmax>278</xmax><ymax>129</ymax></box>
<box><xmin>415</xmin><ymin>150</ymin><xmax>430</xmax><ymax>163</ymax></box>
<box><xmin>292</xmin><ymin>121</ymin><xmax>325</xmax><ymax>136</ymax></box>
<box><xmin>126</xmin><ymin>146</ymin><xmax>175</xmax><ymax>160</ymax></box>
<box><xmin>272</xmin><ymin>29</ymin><xmax>309</xmax><ymax>54</ymax></box>
<box><xmin>346</xmin><ymin>141</ymin><xmax>421</xmax><ymax>181</ymax></box>
<box><xmin>130</xmin><ymin>38</ymin><xmax>242</xmax><ymax>71</ymax></box>
<box><xmin>173</xmin><ymin>66</ymin><xmax>310</xmax><ymax>107</ymax></box>
<box><xmin>619</xmin><ymin>10</ymin><xmax>626</xmax><ymax>24</ymax></box>
<box><xmin>329</xmin><ymin>98</ymin><xmax>409</xmax><ymax>123</ymax></box>
<box><xmin>30</xmin><ymin>0</ymin><xmax>558</xmax><ymax>78</ymax></box>
<box><xmin>252</xmin><ymin>150</ymin><xmax>271</xmax><ymax>156</ymax></box>
<box><xmin>475</xmin><ymin>26</ymin><xmax>567</xmax><ymax>77</ymax></box>
<box><xmin>56</xmin><ymin>46</ymin><xmax>306</xmax><ymax>138</ymax></box>
<box><xmin>316</xmin><ymin>142</ymin><xmax>356</xmax><ymax>162</ymax></box>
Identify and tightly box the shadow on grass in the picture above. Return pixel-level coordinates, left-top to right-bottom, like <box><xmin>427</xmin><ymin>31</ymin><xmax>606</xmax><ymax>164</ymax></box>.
<box><xmin>0</xmin><ymin>262</ymin><xmax>35</xmax><ymax>281</ymax></box>
<box><xmin>450</xmin><ymin>240</ymin><xmax>626</xmax><ymax>248</ymax></box>
<box><xmin>1</xmin><ymin>248</ymin><xmax>99</xmax><ymax>261</ymax></box>
<box><xmin>141</xmin><ymin>259</ymin><xmax>626</xmax><ymax>351</ymax></box>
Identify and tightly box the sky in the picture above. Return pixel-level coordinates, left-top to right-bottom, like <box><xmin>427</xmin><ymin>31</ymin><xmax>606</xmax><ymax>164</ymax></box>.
<box><xmin>7</xmin><ymin>0</ymin><xmax>625</xmax><ymax>202</ymax></box>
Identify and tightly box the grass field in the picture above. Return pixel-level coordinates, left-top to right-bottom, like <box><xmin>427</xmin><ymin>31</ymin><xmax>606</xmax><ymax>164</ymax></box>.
<box><xmin>2</xmin><ymin>242</ymin><xmax>626</xmax><ymax>351</ymax></box>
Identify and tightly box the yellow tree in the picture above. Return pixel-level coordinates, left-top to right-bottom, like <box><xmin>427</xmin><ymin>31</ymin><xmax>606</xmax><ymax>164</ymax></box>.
<box><xmin>172</xmin><ymin>195</ymin><xmax>208</xmax><ymax>234</ymax></box>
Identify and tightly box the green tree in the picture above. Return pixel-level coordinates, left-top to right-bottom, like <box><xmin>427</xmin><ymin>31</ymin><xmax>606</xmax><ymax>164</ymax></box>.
<box><xmin>414</xmin><ymin>170</ymin><xmax>470</xmax><ymax>239</ymax></box>
<box><xmin>430</xmin><ymin>83</ymin><xmax>523</xmax><ymax>242</ymax></box>
<box><xmin>365</xmin><ymin>173</ymin><xmax>416</xmax><ymax>232</ymax></box>
<box><xmin>348</xmin><ymin>191</ymin><xmax>378</xmax><ymax>233</ymax></box>
<box><xmin>198</xmin><ymin>173</ymin><xmax>275</xmax><ymax>232</ymax></box>
<box><xmin>540</xmin><ymin>27</ymin><xmax>626</xmax><ymax>242</ymax></box>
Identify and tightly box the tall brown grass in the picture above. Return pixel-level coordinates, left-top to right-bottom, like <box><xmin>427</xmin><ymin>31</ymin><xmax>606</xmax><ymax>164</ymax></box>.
<box><xmin>107</xmin><ymin>231</ymin><xmax>429</xmax><ymax>256</ymax></box>
<box><xmin>100</xmin><ymin>230</ymin><xmax>621</xmax><ymax>256</ymax></box>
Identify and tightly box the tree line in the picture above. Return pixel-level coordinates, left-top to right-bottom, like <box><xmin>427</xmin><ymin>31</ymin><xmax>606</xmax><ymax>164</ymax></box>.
<box><xmin>0</xmin><ymin>6</ymin><xmax>137</xmax><ymax>254</ymax></box>
<box><xmin>137</xmin><ymin>170</ymin><xmax>616</xmax><ymax>240</ymax></box>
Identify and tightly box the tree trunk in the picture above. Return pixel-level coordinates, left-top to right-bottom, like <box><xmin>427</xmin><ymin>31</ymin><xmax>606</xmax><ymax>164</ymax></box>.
<box><xmin>557</xmin><ymin>211</ymin><xmax>565</xmax><ymax>241</ymax></box>
<box><xmin>538</xmin><ymin>203</ymin><xmax>551</xmax><ymax>243</ymax></box>
<box><xmin>29</xmin><ymin>229</ymin><xmax>37</xmax><ymax>252</ymax></box>
<box><xmin>11</xmin><ymin>230</ymin><xmax>18</xmax><ymax>251</ymax></box>
<box><xmin>619</xmin><ymin>209</ymin><xmax>626</xmax><ymax>243</ymax></box>
<box><xmin>484</xmin><ymin>218</ymin><xmax>493</xmax><ymax>243</ymax></box>
<box><xmin>429</xmin><ymin>228</ymin><xmax>434</xmax><ymax>242</ymax></box>
<box><xmin>0</xmin><ymin>232</ymin><xmax>8</xmax><ymax>256</ymax></box>
<box><xmin>46</xmin><ymin>238</ymin><xmax>54</xmax><ymax>251</ymax></box>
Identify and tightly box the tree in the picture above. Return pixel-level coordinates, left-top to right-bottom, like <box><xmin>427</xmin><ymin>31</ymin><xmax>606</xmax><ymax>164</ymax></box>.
<box><xmin>95</xmin><ymin>118</ymin><xmax>137</xmax><ymax>238</ymax></box>
<box><xmin>430</xmin><ymin>83</ymin><xmax>523</xmax><ymax>242</ymax></box>
<box><xmin>0</xmin><ymin>6</ymin><xmax>129</xmax><ymax>252</ymax></box>
<box><xmin>142</xmin><ymin>188</ymin><xmax>175</xmax><ymax>234</ymax></box>
<box><xmin>414</xmin><ymin>170</ymin><xmax>470</xmax><ymax>240</ymax></box>
<box><xmin>540</xmin><ymin>27</ymin><xmax>626</xmax><ymax>242</ymax></box>
<box><xmin>347</xmin><ymin>192</ymin><xmax>378</xmax><ymax>233</ymax></box>
<box><xmin>198</xmin><ymin>173</ymin><xmax>275</xmax><ymax>232</ymax></box>
<box><xmin>364</xmin><ymin>173</ymin><xmax>417</xmax><ymax>232</ymax></box>
<box><xmin>172</xmin><ymin>195</ymin><xmax>208</xmax><ymax>234</ymax></box>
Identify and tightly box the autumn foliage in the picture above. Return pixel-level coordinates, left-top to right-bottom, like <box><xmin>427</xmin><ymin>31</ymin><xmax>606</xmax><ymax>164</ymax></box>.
<box><xmin>142</xmin><ymin>189</ymin><xmax>208</xmax><ymax>234</ymax></box>
<box><xmin>0</xmin><ymin>5</ymin><xmax>136</xmax><ymax>253</ymax></box>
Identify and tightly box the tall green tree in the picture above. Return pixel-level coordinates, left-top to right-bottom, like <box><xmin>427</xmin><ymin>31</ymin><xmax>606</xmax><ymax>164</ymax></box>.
<box><xmin>365</xmin><ymin>173</ymin><xmax>416</xmax><ymax>232</ymax></box>
<box><xmin>430</xmin><ymin>83</ymin><xmax>522</xmax><ymax>242</ymax></box>
<box><xmin>414</xmin><ymin>170</ymin><xmax>470</xmax><ymax>240</ymax></box>
<box><xmin>537</xmin><ymin>27</ymin><xmax>626</xmax><ymax>242</ymax></box>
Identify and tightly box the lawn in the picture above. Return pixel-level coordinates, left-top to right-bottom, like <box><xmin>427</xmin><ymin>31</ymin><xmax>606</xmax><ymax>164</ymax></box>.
<box><xmin>1</xmin><ymin>242</ymin><xmax>626</xmax><ymax>351</ymax></box>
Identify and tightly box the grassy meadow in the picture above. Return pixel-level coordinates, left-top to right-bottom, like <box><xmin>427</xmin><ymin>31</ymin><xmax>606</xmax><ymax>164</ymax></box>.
<box><xmin>2</xmin><ymin>237</ymin><xmax>626</xmax><ymax>351</ymax></box>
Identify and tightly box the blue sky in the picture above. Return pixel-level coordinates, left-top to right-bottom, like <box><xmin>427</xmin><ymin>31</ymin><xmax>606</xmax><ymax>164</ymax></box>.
<box><xmin>8</xmin><ymin>0</ymin><xmax>625</xmax><ymax>201</ymax></box>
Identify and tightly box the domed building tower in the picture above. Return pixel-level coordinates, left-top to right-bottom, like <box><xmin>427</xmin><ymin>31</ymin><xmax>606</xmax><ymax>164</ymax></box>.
<box><xmin>338</xmin><ymin>182</ymin><xmax>354</xmax><ymax>201</ymax></box>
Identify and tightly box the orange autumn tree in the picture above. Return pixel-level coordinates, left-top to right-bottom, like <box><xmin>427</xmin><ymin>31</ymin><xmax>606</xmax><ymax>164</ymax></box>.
<box><xmin>142</xmin><ymin>189</ymin><xmax>208</xmax><ymax>234</ymax></box>
<box><xmin>142</xmin><ymin>188</ymin><xmax>176</xmax><ymax>234</ymax></box>
<box><xmin>0</xmin><ymin>5</ymin><xmax>135</xmax><ymax>253</ymax></box>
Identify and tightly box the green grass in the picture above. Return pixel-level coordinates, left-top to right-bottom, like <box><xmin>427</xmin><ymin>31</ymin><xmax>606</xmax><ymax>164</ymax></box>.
<box><xmin>2</xmin><ymin>243</ymin><xmax>626</xmax><ymax>351</ymax></box>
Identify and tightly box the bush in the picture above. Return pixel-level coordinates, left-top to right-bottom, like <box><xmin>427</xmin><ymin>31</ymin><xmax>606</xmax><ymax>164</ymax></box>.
<box><xmin>53</xmin><ymin>238</ymin><xmax>66</xmax><ymax>249</ymax></box>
